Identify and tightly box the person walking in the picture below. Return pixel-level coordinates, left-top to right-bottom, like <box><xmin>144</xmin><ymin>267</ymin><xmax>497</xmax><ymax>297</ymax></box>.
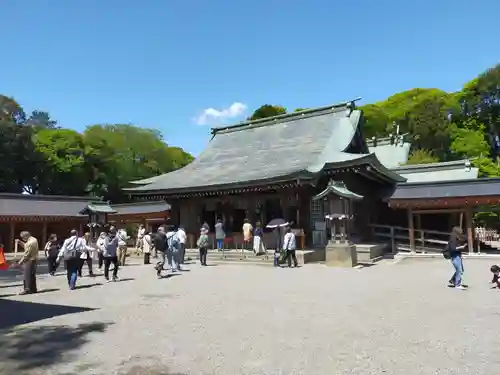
<box><xmin>103</xmin><ymin>229</ymin><xmax>120</xmax><ymax>282</ymax></box>
<box><xmin>166</xmin><ymin>226</ymin><xmax>180</xmax><ymax>272</ymax></box>
<box><xmin>44</xmin><ymin>234</ymin><xmax>60</xmax><ymax>276</ymax></box>
<box><xmin>447</xmin><ymin>226</ymin><xmax>467</xmax><ymax>290</ymax></box>
<box><xmin>253</xmin><ymin>222</ymin><xmax>266</xmax><ymax>255</ymax></box>
<box><xmin>57</xmin><ymin>229</ymin><xmax>87</xmax><ymax>290</ymax></box>
<box><xmin>242</xmin><ymin>218</ymin><xmax>253</xmax><ymax>250</ymax></box>
<box><xmin>78</xmin><ymin>232</ymin><xmax>95</xmax><ymax>277</ymax></box>
<box><xmin>215</xmin><ymin>219</ymin><xmax>225</xmax><ymax>252</ymax></box>
<box><xmin>153</xmin><ymin>226</ymin><xmax>168</xmax><ymax>279</ymax></box>
<box><xmin>197</xmin><ymin>227</ymin><xmax>209</xmax><ymax>266</ymax></box>
<box><xmin>96</xmin><ymin>232</ymin><xmax>107</xmax><ymax>269</ymax></box>
<box><xmin>282</xmin><ymin>226</ymin><xmax>298</xmax><ymax>268</ymax></box>
<box><xmin>15</xmin><ymin>231</ymin><xmax>39</xmax><ymax>295</ymax></box>
<box><xmin>117</xmin><ymin>228</ymin><xmax>129</xmax><ymax>266</ymax></box>
<box><xmin>136</xmin><ymin>224</ymin><xmax>146</xmax><ymax>255</ymax></box>
<box><xmin>143</xmin><ymin>231</ymin><xmax>153</xmax><ymax>264</ymax></box>
<box><xmin>176</xmin><ymin>225</ymin><xmax>187</xmax><ymax>264</ymax></box>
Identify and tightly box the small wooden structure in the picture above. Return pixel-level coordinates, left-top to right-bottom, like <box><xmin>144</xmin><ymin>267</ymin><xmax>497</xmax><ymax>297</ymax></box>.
<box><xmin>79</xmin><ymin>202</ymin><xmax>117</xmax><ymax>240</ymax></box>
<box><xmin>312</xmin><ymin>180</ymin><xmax>363</xmax><ymax>244</ymax></box>
<box><xmin>389</xmin><ymin>178</ymin><xmax>500</xmax><ymax>253</ymax></box>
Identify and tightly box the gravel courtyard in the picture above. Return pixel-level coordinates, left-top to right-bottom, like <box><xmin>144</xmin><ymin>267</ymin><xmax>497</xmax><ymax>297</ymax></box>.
<box><xmin>1</xmin><ymin>257</ymin><xmax>499</xmax><ymax>375</ymax></box>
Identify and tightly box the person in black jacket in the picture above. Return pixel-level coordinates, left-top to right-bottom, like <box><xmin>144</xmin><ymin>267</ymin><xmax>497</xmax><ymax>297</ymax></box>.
<box><xmin>44</xmin><ymin>234</ymin><xmax>60</xmax><ymax>276</ymax></box>
<box><xmin>153</xmin><ymin>226</ymin><xmax>168</xmax><ymax>279</ymax></box>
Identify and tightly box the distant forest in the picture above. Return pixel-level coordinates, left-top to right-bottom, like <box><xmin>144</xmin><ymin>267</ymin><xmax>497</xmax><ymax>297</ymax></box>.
<box><xmin>248</xmin><ymin>63</ymin><xmax>500</xmax><ymax>177</ymax></box>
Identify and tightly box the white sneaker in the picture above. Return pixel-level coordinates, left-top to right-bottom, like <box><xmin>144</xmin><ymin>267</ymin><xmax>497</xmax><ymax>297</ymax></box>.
<box><xmin>455</xmin><ymin>285</ymin><xmax>467</xmax><ymax>290</ymax></box>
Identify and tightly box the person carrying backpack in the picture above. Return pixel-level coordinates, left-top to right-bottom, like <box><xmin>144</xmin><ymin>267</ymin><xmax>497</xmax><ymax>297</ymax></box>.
<box><xmin>166</xmin><ymin>226</ymin><xmax>181</xmax><ymax>272</ymax></box>
<box><xmin>57</xmin><ymin>229</ymin><xmax>87</xmax><ymax>290</ymax></box>
<box><xmin>197</xmin><ymin>227</ymin><xmax>209</xmax><ymax>266</ymax></box>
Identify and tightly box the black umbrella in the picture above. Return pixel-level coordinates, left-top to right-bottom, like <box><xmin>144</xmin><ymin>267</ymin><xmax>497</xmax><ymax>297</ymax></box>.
<box><xmin>266</xmin><ymin>218</ymin><xmax>289</xmax><ymax>229</ymax></box>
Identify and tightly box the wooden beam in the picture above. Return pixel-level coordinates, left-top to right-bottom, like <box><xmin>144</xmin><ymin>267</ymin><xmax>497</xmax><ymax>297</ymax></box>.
<box><xmin>408</xmin><ymin>208</ymin><xmax>415</xmax><ymax>252</ymax></box>
<box><xmin>412</xmin><ymin>208</ymin><xmax>465</xmax><ymax>215</ymax></box>
<box><xmin>465</xmin><ymin>207</ymin><xmax>474</xmax><ymax>254</ymax></box>
<box><xmin>42</xmin><ymin>221</ymin><xmax>48</xmax><ymax>247</ymax></box>
<box><xmin>9</xmin><ymin>221</ymin><xmax>15</xmax><ymax>253</ymax></box>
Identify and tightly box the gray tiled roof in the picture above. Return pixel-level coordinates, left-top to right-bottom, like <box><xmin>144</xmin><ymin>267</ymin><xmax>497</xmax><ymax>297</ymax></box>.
<box><xmin>111</xmin><ymin>201</ymin><xmax>171</xmax><ymax>215</ymax></box>
<box><xmin>391</xmin><ymin>178</ymin><xmax>500</xmax><ymax>200</ymax></box>
<box><xmin>127</xmin><ymin>103</ymin><xmax>403</xmax><ymax>193</ymax></box>
<box><xmin>0</xmin><ymin>193</ymin><xmax>91</xmax><ymax>217</ymax></box>
<box><xmin>312</xmin><ymin>180</ymin><xmax>363</xmax><ymax>201</ymax></box>
<box><xmin>392</xmin><ymin>160</ymin><xmax>478</xmax><ymax>183</ymax></box>
<box><xmin>79</xmin><ymin>203</ymin><xmax>116</xmax><ymax>215</ymax></box>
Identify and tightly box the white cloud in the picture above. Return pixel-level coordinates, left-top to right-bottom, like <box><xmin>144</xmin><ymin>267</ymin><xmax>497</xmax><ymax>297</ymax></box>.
<box><xmin>194</xmin><ymin>102</ymin><xmax>247</xmax><ymax>125</ymax></box>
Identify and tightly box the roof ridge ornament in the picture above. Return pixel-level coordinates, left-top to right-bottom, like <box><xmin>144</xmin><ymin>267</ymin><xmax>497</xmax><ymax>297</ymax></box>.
<box><xmin>210</xmin><ymin>98</ymin><xmax>362</xmax><ymax>135</ymax></box>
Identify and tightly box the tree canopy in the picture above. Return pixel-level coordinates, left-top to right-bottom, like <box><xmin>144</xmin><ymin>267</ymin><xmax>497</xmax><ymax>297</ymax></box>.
<box><xmin>0</xmin><ymin>95</ymin><xmax>193</xmax><ymax>201</ymax></box>
<box><xmin>247</xmin><ymin>63</ymin><xmax>500</xmax><ymax>177</ymax></box>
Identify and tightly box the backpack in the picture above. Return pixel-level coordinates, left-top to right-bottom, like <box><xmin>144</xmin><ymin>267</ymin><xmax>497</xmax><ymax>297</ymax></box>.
<box><xmin>197</xmin><ymin>234</ymin><xmax>209</xmax><ymax>248</ymax></box>
<box><xmin>442</xmin><ymin>243</ymin><xmax>451</xmax><ymax>260</ymax></box>
<box><xmin>64</xmin><ymin>237</ymin><xmax>82</xmax><ymax>260</ymax></box>
<box><xmin>167</xmin><ymin>231</ymin><xmax>180</xmax><ymax>251</ymax></box>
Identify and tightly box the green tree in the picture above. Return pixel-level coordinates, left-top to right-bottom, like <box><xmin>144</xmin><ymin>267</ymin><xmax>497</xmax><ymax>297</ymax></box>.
<box><xmin>83</xmin><ymin>124</ymin><xmax>193</xmax><ymax>201</ymax></box>
<box><xmin>359</xmin><ymin>104</ymin><xmax>390</xmax><ymax>138</ymax></box>
<box><xmin>0</xmin><ymin>95</ymin><xmax>25</xmax><ymax>124</ymax></box>
<box><xmin>460</xmin><ymin>64</ymin><xmax>500</xmax><ymax>133</ymax></box>
<box><xmin>31</xmin><ymin>129</ymin><xmax>88</xmax><ymax>195</ymax></box>
<box><xmin>405</xmin><ymin>149</ymin><xmax>439</xmax><ymax>165</ymax></box>
<box><xmin>248</xmin><ymin>105</ymin><xmax>287</xmax><ymax>120</ymax></box>
<box><xmin>294</xmin><ymin>108</ymin><xmax>309</xmax><ymax>112</ymax></box>
<box><xmin>25</xmin><ymin>110</ymin><xmax>58</xmax><ymax>129</ymax></box>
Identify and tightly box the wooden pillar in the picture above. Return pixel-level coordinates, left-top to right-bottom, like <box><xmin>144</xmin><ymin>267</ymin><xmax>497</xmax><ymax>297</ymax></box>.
<box><xmin>79</xmin><ymin>222</ymin><xmax>84</xmax><ymax>235</ymax></box>
<box><xmin>9</xmin><ymin>221</ymin><xmax>15</xmax><ymax>253</ymax></box>
<box><xmin>295</xmin><ymin>190</ymin><xmax>300</xmax><ymax>227</ymax></box>
<box><xmin>408</xmin><ymin>208</ymin><xmax>415</xmax><ymax>252</ymax></box>
<box><xmin>42</xmin><ymin>221</ymin><xmax>48</xmax><ymax>246</ymax></box>
<box><xmin>465</xmin><ymin>207</ymin><xmax>473</xmax><ymax>254</ymax></box>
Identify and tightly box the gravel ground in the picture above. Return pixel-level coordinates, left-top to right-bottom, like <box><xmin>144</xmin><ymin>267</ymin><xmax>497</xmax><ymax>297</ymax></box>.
<box><xmin>1</xmin><ymin>257</ymin><xmax>500</xmax><ymax>375</ymax></box>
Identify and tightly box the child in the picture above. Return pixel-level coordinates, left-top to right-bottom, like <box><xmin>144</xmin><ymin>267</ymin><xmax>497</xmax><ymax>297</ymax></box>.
<box><xmin>491</xmin><ymin>265</ymin><xmax>500</xmax><ymax>288</ymax></box>
<box><xmin>274</xmin><ymin>249</ymin><xmax>280</xmax><ymax>267</ymax></box>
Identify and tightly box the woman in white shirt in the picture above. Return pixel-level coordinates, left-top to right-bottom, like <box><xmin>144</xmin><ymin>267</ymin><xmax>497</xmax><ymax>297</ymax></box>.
<box><xmin>78</xmin><ymin>232</ymin><xmax>96</xmax><ymax>277</ymax></box>
<box><xmin>282</xmin><ymin>226</ymin><xmax>298</xmax><ymax>268</ymax></box>
<box><xmin>96</xmin><ymin>232</ymin><xmax>107</xmax><ymax>269</ymax></box>
<box><xmin>142</xmin><ymin>232</ymin><xmax>153</xmax><ymax>264</ymax></box>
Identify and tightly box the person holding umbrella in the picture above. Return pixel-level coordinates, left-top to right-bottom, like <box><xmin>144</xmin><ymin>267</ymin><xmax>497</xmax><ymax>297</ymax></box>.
<box><xmin>266</xmin><ymin>218</ymin><xmax>289</xmax><ymax>265</ymax></box>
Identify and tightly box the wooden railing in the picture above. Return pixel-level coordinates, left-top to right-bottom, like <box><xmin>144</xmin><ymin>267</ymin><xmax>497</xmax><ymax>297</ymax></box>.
<box><xmin>369</xmin><ymin>224</ymin><xmax>450</xmax><ymax>253</ymax></box>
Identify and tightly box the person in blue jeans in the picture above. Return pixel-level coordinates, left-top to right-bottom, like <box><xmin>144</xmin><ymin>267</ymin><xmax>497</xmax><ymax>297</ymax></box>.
<box><xmin>215</xmin><ymin>219</ymin><xmax>225</xmax><ymax>251</ymax></box>
<box><xmin>447</xmin><ymin>226</ymin><xmax>467</xmax><ymax>290</ymax></box>
<box><xmin>57</xmin><ymin>229</ymin><xmax>87</xmax><ymax>290</ymax></box>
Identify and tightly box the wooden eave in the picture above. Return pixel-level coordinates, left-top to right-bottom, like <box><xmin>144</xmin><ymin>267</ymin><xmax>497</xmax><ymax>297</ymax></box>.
<box><xmin>389</xmin><ymin>195</ymin><xmax>500</xmax><ymax>209</ymax></box>
<box><xmin>0</xmin><ymin>215</ymin><xmax>86</xmax><ymax>222</ymax></box>
<box><xmin>130</xmin><ymin>180</ymin><xmax>302</xmax><ymax>200</ymax></box>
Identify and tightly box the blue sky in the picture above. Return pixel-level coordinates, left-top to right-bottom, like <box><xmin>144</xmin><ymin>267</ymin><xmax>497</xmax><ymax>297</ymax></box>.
<box><xmin>2</xmin><ymin>0</ymin><xmax>499</xmax><ymax>156</ymax></box>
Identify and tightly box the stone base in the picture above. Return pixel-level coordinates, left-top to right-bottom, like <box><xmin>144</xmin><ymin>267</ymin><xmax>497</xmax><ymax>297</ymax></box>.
<box><xmin>325</xmin><ymin>243</ymin><xmax>357</xmax><ymax>267</ymax></box>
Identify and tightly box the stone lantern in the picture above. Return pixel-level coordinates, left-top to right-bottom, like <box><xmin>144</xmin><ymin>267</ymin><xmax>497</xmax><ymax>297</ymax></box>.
<box><xmin>312</xmin><ymin>180</ymin><xmax>363</xmax><ymax>267</ymax></box>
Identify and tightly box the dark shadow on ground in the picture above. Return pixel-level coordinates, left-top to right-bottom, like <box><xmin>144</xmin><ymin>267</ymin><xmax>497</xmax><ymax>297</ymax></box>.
<box><xmin>0</xmin><ymin>282</ymin><xmax>22</xmax><ymax>289</ymax></box>
<box><xmin>160</xmin><ymin>273</ymin><xmax>182</xmax><ymax>279</ymax></box>
<box><xmin>0</xmin><ymin>320</ymin><xmax>112</xmax><ymax>373</ymax></box>
<box><xmin>74</xmin><ymin>283</ymin><xmax>102</xmax><ymax>290</ymax></box>
<box><xmin>0</xmin><ymin>288</ymin><xmax>60</xmax><ymax>298</ymax></box>
<box><xmin>0</xmin><ymin>299</ymin><xmax>97</xmax><ymax>330</ymax></box>
<box><xmin>119</xmin><ymin>364</ymin><xmax>186</xmax><ymax>375</ymax></box>
<box><xmin>117</xmin><ymin>277</ymin><xmax>135</xmax><ymax>282</ymax></box>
